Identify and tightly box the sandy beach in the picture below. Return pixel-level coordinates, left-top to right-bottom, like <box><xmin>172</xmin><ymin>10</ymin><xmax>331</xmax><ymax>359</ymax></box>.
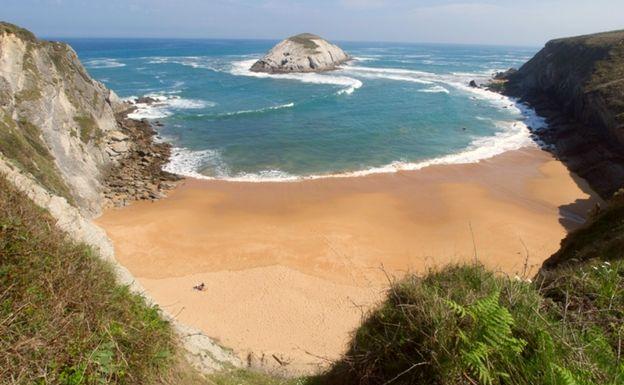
<box><xmin>96</xmin><ymin>146</ymin><xmax>600</xmax><ymax>374</ymax></box>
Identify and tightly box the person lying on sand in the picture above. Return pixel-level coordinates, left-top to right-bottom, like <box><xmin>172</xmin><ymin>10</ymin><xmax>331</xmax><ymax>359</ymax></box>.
<box><xmin>193</xmin><ymin>282</ymin><xmax>205</xmax><ymax>291</ymax></box>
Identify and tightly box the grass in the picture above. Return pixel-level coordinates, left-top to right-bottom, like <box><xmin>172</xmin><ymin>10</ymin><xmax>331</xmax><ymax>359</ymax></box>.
<box><xmin>74</xmin><ymin>114</ymin><xmax>101</xmax><ymax>143</ymax></box>
<box><xmin>0</xmin><ymin>22</ymin><xmax>37</xmax><ymax>42</ymax></box>
<box><xmin>544</xmin><ymin>191</ymin><xmax>624</xmax><ymax>267</ymax></box>
<box><xmin>288</xmin><ymin>33</ymin><xmax>321</xmax><ymax>50</ymax></box>
<box><xmin>0</xmin><ymin>176</ymin><xmax>176</xmax><ymax>384</ymax></box>
<box><xmin>204</xmin><ymin>369</ymin><xmax>313</xmax><ymax>385</ymax></box>
<box><xmin>0</xmin><ymin>112</ymin><xmax>75</xmax><ymax>203</ymax></box>
<box><xmin>320</xmin><ymin>262</ymin><xmax>623</xmax><ymax>385</ymax></box>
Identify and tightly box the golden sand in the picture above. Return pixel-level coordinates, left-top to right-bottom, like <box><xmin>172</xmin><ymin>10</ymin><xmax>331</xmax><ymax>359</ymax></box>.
<box><xmin>96</xmin><ymin>147</ymin><xmax>600</xmax><ymax>374</ymax></box>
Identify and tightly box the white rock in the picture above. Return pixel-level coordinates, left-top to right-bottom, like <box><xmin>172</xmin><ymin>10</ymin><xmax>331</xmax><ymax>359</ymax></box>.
<box><xmin>107</xmin><ymin>130</ymin><xmax>128</xmax><ymax>142</ymax></box>
<box><xmin>250</xmin><ymin>33</ymin><xmax>350</xmax><ymax>73</ymax></box>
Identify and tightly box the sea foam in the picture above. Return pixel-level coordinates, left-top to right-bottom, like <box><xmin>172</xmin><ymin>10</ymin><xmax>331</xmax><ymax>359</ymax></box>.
<box><xmin>216</xmin><ymin>103</ymin><xmax>295</xmax><ymax>118</ymax></box>
<box><xmin>230</xmin><ymin>59</ymin><xmax>362</xmax><ymax>96</ymax></box>
<box><xmin>126</xmin><ymin>93</ymin><xmax>215</xmax><ymax>120</ymax></box>
<box><xmin>84</xmin><ymin>58</ymin><xmax>126</xmax><ymax>69</ymax></box>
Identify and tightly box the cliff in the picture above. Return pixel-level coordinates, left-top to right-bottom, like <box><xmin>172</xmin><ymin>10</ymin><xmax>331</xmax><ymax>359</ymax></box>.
<box><xmin>0</xmin><ymin>22</ymin><xmax>239</xmax><ymax>378</ymax></box>
<box><xmin>503</xmin><ymin>30</ymin><xmax>624</xmax><ymax>198</ymax></box>
<box><xmin>0</xmin><ymin>22</ymin><xmax>126</xmax><ymax>214</ymax></box>
<box><xmin>250</xmin><ymin>33</ymin><xmax>350</xmax><ymax>73</ymax></box>
<box><xmin>0</xmin><ymin>22</ymin><xmax>178</xmax><ymax>215</ymax></box>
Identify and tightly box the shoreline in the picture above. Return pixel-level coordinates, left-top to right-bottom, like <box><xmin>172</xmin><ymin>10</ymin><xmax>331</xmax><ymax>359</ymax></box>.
<box><xmin>96</xmin><ymin>145</ymin><xmax>601</xmax><ymax>375</ymax></box>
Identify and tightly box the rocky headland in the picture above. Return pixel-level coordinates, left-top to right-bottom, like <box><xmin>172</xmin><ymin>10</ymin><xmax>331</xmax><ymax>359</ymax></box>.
<box><xmin>250</xmin><ymin>33</ymin><xmax>350</xmax><ymax>73</ymax></box>
<box><xmin>0</xmin><ymin>22</ymin><xmax>179</xmax><ymax>215</ymax></box>
<box><xmin>493</xmin><ymin>30</ymin><xmax>624</xmax><ymax>198</ymax></box>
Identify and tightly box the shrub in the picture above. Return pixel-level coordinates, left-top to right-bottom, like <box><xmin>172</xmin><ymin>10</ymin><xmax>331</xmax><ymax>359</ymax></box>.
<box><xmin>0</xmin><ymin>176</ymin><xmax>175</xmax><ymax>384</ymax></box>
<box><xmin>322</xmin><ymin>264</ymin><xmax>622</xmax><ymax>385</ymax></box>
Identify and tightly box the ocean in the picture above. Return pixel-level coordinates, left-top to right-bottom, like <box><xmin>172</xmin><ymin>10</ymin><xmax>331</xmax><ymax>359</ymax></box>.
<box><xmin>64</xmin><ymin>38</ymin><xmax>543</xmax><ymax>181</ymax></box>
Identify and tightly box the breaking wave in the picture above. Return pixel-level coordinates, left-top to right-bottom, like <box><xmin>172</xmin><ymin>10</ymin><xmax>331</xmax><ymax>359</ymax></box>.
<box><xmin>215</xmin><ymin>102</ymin><xmax>295</xmax><ymax>117</ymax></box>
<box><xmin>230</xmin><ymin>59</ymin><xmax>363</xmax><ymax>96</ymax></box>
<box><xmin>84</xmin><ymin>58</ymin><xmax>126</xmax><ymax>69</ymax></box>
<box><xmin>126</xmin><ymin>93</ymin><xmax>215</xmax><ymax>120</ymax></box>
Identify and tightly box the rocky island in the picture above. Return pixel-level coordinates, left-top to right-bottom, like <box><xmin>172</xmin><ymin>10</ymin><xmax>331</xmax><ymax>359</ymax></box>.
<box><xmin>250</xmin><ymin>33</ymin><xmax>350</xmax><ymax>73</ymax></box>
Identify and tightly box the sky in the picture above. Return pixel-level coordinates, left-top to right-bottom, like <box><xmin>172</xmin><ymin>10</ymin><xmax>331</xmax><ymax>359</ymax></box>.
<box><xmin>3</xmin><ymin>0</ymin><xmax>623</xmax><ymax>46</ymax></box>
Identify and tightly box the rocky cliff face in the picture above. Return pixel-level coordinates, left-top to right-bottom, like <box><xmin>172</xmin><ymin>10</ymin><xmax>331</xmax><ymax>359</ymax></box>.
<box><xmin>504</xmin><ymin>30</ymin><xmax>624</xmax><ymax>198</ymax></box>
<box><xmin>0</xmin><ymin>23</ymin><xmax>178</xmax><ymax>215</ymax></box>
<box><xmin>250</xmin><ymin>33</ymin><xmax>350</xmax><ymax>73</ymax></box>
<box><xmin>0</xmin><ymin>23</ymin><xmax>126</xmax><ymax>214</ymax></box>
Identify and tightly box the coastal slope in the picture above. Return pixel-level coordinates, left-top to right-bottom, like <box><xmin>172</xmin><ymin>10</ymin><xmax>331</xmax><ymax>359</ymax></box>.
<box><xmin>250</xmin><ymin>33</ymin><xmax>350</xmax><ymax>73</ymax></box>
<box><xmin>504</xmin><ymin>30</ymin><xmax>624</xmax><ymax>198</ymax></box>
<box><xmin>0</xmin><ymin>21</ymin><xmax>239</xmax><ymax>379</ymax></box>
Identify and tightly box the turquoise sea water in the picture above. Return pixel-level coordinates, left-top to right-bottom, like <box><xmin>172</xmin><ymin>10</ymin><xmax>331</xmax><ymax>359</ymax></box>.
<box><xmin>65</xmin><ymin>38</ymin><xmax>542</xmax><ymax>181</ymax></box>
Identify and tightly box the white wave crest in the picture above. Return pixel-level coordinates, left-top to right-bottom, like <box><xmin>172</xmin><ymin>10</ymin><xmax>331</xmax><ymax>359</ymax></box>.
<box><xmin>340</xmin><ymin>64</ymin><xmax>517</xmax><ymax>107</ymax></box>
<box><xmin>164</xmin><ymin>147</ymin><xmax>299</xmax><ymax>182</ymax></box>
<box><xmin>163</xmin><ymin>148</ymin><xmax>226</xmax><ymax>178</ymax></box>
<box><xmin>419</xmin><ymin>86</ymin><xmax>450</xmax><ymax>94</ymax></box>
<box><xmin>218</xmin><ymin>102</ymin><xmax>295</xmax><ymax>117</ymax></box>
<box><xmin>127</xmin><ymin>93</ymin><xmax>215</xmax><ymax>120</ymax></box>
<box><xmin>340</xmin><ymin>65</ymin><xmax>440</xmax><ymax>86</ymax></box>
<box><xmin>353</xmin><ymin>56</ymin><xmax>379</xmax><ymax>62</ymax></box>
<box><xmin>84</xmin><ymin>58</ymin><xmax>126</xmax><ymax>69</ymax></box>
<box><xmin>342</xmin><ymin>65</ymin><xmax>434</xmax><ymax>77</ymax></box>
<box><xmin>230</xmin><ymin>59</ymin><xmax>362</xmax><ymax>96</ymax></box>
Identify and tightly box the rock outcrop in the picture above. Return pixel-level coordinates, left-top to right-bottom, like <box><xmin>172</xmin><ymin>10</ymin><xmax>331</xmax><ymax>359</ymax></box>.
<box><xmin>102</xmin><ymin>109</ymin><xmax>181</xmax><ymax>207</ymax></box>
<box><xmin>250</xmin><ymin>33</ymin><xmax>350</xmax><ymax>73</ymax></box>
<box><xmin>501</xmin><ymin>30</ymin><xmax>624</xmax><ymax>198</ymax></box>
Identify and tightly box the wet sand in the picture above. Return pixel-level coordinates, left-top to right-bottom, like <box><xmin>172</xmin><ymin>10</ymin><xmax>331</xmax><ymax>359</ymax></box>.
<box><xmin>96</xmin><ymin>147</ymin><xmax>600</xmax><ymax>374</ymax></box>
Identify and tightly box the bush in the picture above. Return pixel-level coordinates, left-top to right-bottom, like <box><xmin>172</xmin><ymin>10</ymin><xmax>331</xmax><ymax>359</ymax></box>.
<box><xmin>322</xmin><ymin>264</ymin><xmax>623</xmax><ymax>385</ymax></box>
<box><xmin>0</xmin><ymin>177</ymin><xmax>176</xmax><ymax>384</ymax></box>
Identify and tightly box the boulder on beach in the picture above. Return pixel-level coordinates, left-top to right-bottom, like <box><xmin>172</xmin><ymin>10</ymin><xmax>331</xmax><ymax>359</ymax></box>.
<box><xmin>250</xmin><ymin>33</ymin><xmax>350</xmax><ymax>74</ymax></box>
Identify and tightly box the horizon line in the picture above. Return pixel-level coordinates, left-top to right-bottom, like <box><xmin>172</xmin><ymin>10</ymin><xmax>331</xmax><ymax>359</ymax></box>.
<box><xmin>41</xmin><ymin>35</ymin><xmax>542</xmax><ymax>49</ymax></box>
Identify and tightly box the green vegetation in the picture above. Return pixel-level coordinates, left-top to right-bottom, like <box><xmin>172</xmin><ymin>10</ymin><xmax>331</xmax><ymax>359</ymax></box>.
<box><xmin>14</xmin><ymin>48</ymin><xmax>43</xmax><ymax>103</ymax></box>
<box><xmin>0</xmin><ymin>176</ymin><xmax>179</xmax><ymax>384</ymax></box>
<box><xmin>74</xmin><ymin>114</ymin><xmax>101</xmax><ymax>143</ymax></box>
<box><xmin>0</xmin><ymin>112</ymin><xmax>74</xmax><ymax>203</ymax></box>
<box><xmin>545</xmin><ymin>191</ymin><xmax>624</xmax><ymax>267</ymax></box>
<box><xmin>589</xmin><ymin>39</ymin><xmax>624</xmax><ymax>128</ymax></box>
<box><xmin>49</xmin><ymin>42</ymin><xmax>94</xmax><ymax>85</ymax></box>
<box><xmin>205</xmin><ymin>369</ymin><xmax>312</xmax><ymax>385</ymax></box>
<box><xmin>288</xmin><ymin>33</ymin><xmax>321</xmax><ymax>50</ymax></box>
<box><xmin>0</xmin><ymin>22</ymin><xmax>37</xmax><ymax>42</ymax></box>
<box><xmin>321</xmin><ymin>261</ymin><xmax>622</xmax><ymax>385</ymax></box>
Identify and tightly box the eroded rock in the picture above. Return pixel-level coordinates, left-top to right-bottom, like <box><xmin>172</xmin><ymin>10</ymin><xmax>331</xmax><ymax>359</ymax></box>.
<box><xmin>250</xmin><ymin>33</ymin><xmax>350</xmax><ymax>73</ymax></box>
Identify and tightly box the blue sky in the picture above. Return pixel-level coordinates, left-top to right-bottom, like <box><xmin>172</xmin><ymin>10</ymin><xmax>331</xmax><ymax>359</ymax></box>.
<box><xmin>3</xmin><ymin>0</ymin><xmax>623</xmax><ymax>46</ymax></box>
